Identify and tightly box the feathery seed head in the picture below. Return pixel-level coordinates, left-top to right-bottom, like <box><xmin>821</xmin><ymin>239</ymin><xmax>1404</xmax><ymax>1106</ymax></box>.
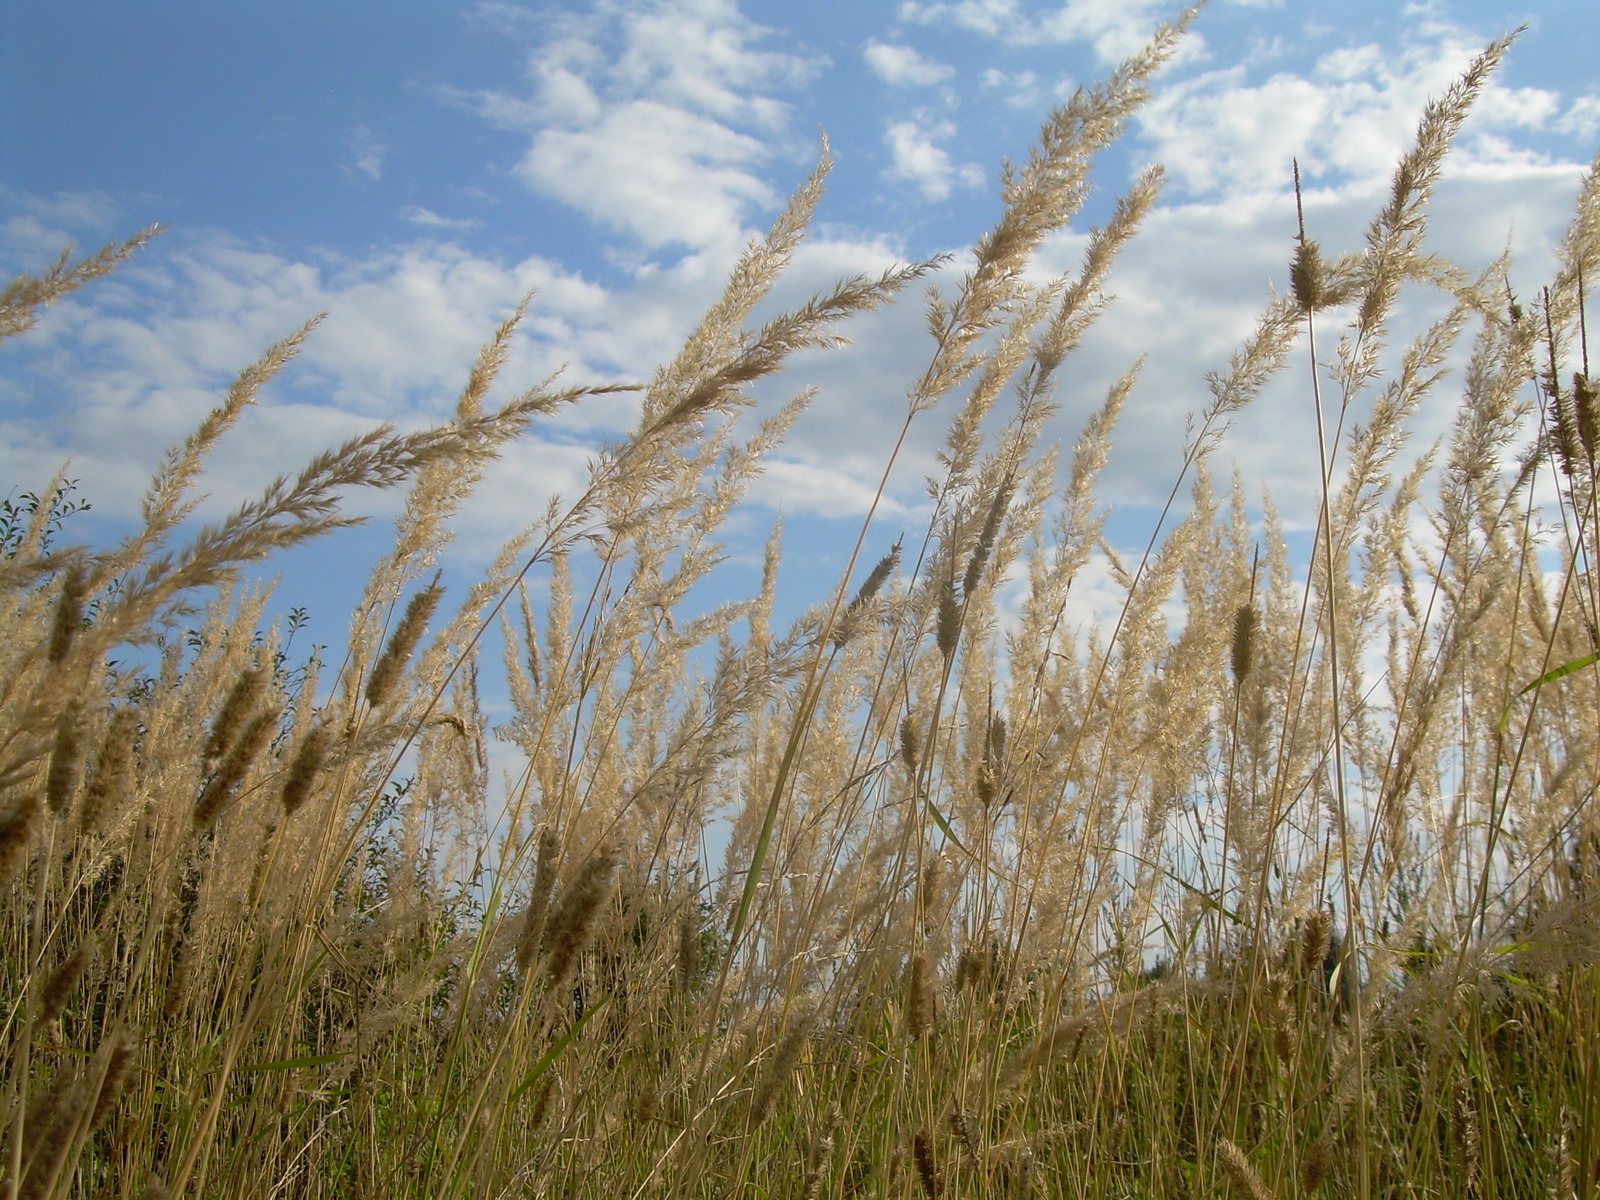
<box><xmin>47</xmin><ymin>701</ymin><xmax>83</xmax><ymax>816</ymax></box>
<box><xmin>517</xmin><ymin>828</ymin><xmax>561</xmax><ymax>977</ymax></box>
<box><xmin>748</xmin><ymin>1023</ymin><xmax>808</xmax><ymax>1129</ymax></box>
<box><xmin>194</xmin><ymin>707</ymin><xmax>277</xmax><ymax>828</ymax></box>
<box><xmin>279</xmin><ymin>721</ymin><xmax>330</xmax><ymax>817</ymax></box>
<box><xmin>90</xmin><ymin>1027</ymin><xmax>135</xmax><ymax>1132</ymax></box>
<box><xmin>834</xmin><ymin>541</ymin><xmax>901</xmax><ymax>649</ymax></box>
<box><xmin>912</xmin><ymin>1130</ymin><xmax>940</xmax><ymax>1199</ymax></box>
<box><xmin>905</xmin><ymin>952</ymin><xmax>935</xmax><ymax>1037</ymax></box>
<box><xmin>900</xmin><ymin>716</ymin><xmax>921</xmax><ymax>775</ymax></box>
<box><xmin>1217</xmin><ymin>1140</ymin><xmax>1275</xmax><ymax>1200</ymax></box>
<box><xmin>1300</xmin><ymin>909</ymin><xmax>1334</xmax><ymax>984</ymax></box>
<box><xmin>0</xmin><ymin>793</ymin><xmax>40</xmax><ymax>880</ymax></box>
<box><xmin>366</xmin><ymin>578</ymin><xmax>444</xmax><ymax>709</ymax></box>
<box><xmin>936</xmin><ymin>577</ymin><xmax>961</xmax><ymax>662</ymax></box>
<box><xmin>48</xmin><ymin>558</ymin><xmax>88</xmax><ymax>665</ymax></box>
<box><xmin>1301</xmin><ymin>1134</ymin><xmax>1335</xmax><ymax>1191</ymax></box>
<box><xmin>1231</xmin><ymin>603</ymin><xmax>1259</xmax><ymax>684</ymax></box>
<box><xmin>1574</xmin><ymin>372</ymin><xmax>1598</xmax><ymax>460</ymax></box>
<box><xmin>1291</xmin><ymin>237</ymin><xmax>1330</xmax><ymax>315</ymax></box>
<box><xmin>81</xmin><ymin>705</ymin><xmax>139</xmax><ymax>834</ymax></box>
<box><xmin>539</xmin><ymin>844</ymin><xmax>618</xmax><ymax>992</ymax></box>
<box><xmin>204</xmin><ymin>667</ymin><xmax>266</xmax><ymax>763</ymax></box>
<box><xmin>37</xmin><ymin>941</ymin><xmax>93</xmax><ymax>1025</ymax></box>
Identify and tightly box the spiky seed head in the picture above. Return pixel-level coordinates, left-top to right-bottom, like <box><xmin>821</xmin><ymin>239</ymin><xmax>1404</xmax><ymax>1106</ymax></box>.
<box><xmin>47</xmin><ymin>701</ymin><xmax>83</xmax><ymax>815</ymax></box>
<box><xmin>1451</xmin><ymin>1079</ymin><xmax>1481</xmax><ymax>1193</ymax></box>
<box><xmin>1217</xmin><ymin>1140</ymin><xmax>1275</xmax><ymax>1200</ymax></box>
<box><xmin>539</xmin><ymin>844</ymin><xmax>618</xmax><ymax>992</ymax></box>
<box><xmin>675</xmin><ymin>908</ymin><xmax>701</xmax><ymax>993</ymax></box>
<box><xmin>900</xmin><ymin>716</ymin><xmax>921</xmax><ymax>775</ymax></box>
<box><xmin>0</xmin><ymin>793</ymin><xmax>40</xmax><ymax>880</ymax></box>
<box><xmin>905</xmin><ymin>952</ymin><xmax>934</xmax><ymax>1038</ymax></box>
<box><xmin>748</xmin><ymin>1024</ymin><xmax>808</xmax><ymax>1129</ymax></box>
<box><xmin>37</xmin><ymin>940</ymin><xmax>93</xmax><ymax>1024</ymax></box>
<box><xmin>90</xmin><ymin>1028</ymin><xmax>135</xmax><ymax>1131</ymax></box>
<box><xmin>1574</xmin><ymin>373</ymin><xmax>1598</xmax><ymax>460</ymax></box>
<box><xmin>48</xmin><ymin>558</ymin><xmax>89</xmax><ymax>665</ymax></box>
<box><xmin>963</xmin><ymin>481</ymin><xmax>1012</xmax><ymax>597</ymax></box>
<box><xmin>1231</xmin><ymin>603</ymin><xmax>1259</xmax><ymax>684</ymax></box>
<box><xmin>912</xmin><ymin>1130</ymin><xmax>940</xmax><ymax>1199</ymax></box>
<box><xmin>1290</xmin><ymin>237</ymin><xmax>1329</xmax><ymax>314</ymax></box>
<box><xmin>279</xmin><ymin>722</ymin><xmax>330</xmax><ymax>817</ymax></box>
<box><xmin>516</xmin><ymin>828</ymin><xmax>561</xmax><ymax>977</ymax></box>
<box><xmin>204</xmin><ymin>667</ymin><xmax>266</xmax><ymax>762</ymax></box>
<box><xmin>194</xmin><ymin>708</ymin><xmax>277</xmax><ymax>828</ymax></box>
<box><xmin>834</xmin><ymin>542</ymin><xmax>901</xmax><ymax>649</ymax></box>
<box><xmin>1301</xmin><ymin>1134</ymin><xmax>1335</xmax><ymax>1191</ymax></box>
<box><xmin>81</xmin><ymin>705</ymin><xmax>139</xmax><ymax>834</ymax></box>
<box><xmin>1299</xmin><ymin>908</ymin><xmax>1333</xmax><ymax>984</ymax></box>
<box><xmin>367</xmin><ymin>579</ymin><xmax>445</xmax><ymax>709</ymax></box>
<box><xmin>936</xmin><ymin>577</ymin><xmax>961</xmax><ymax>662</ymax></box>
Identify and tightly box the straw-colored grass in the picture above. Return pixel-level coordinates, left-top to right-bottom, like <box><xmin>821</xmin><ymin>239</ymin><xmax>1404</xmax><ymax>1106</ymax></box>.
<box><xmin>3</xmin><ymin>16</ymin><xmax>1599</xmax><ymax>1199</ymax></box>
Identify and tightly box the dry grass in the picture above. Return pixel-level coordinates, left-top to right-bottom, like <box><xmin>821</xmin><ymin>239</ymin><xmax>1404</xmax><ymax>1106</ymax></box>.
<box><xmin>3</xmin><ymin>17</ymin><xmax>1599</xmax><ymax>1200</ymax></box>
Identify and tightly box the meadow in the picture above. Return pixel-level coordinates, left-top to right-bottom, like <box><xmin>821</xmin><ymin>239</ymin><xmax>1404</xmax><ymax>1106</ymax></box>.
<box><xmin>2</xmin><ymin>15</ymin><xmax>1598</xmax><ymax>1198</ymax></box>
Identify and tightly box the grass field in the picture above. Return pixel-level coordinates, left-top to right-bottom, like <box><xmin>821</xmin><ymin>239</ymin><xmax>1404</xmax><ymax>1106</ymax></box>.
<box><xmin>3</xmin><ymin>16</ymin><xmax>1598</xmax><ymax>1199</ymax></box>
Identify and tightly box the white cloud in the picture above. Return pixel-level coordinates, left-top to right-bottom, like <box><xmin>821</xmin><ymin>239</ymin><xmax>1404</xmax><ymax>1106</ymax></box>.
<box><xmin>884</xmin><ymin>115</ymin><xmax>985</xmax><ymax>201</ymax></box>
<box><xmin>864</xmin><ymin>41</ymin><xmax>955</xmax><ymax>87</ymax></box>
<box><xmin>341</xmin><ymin>125</ymin><xmax>387</xmax><ymax>182</ymax></box>
<box><xmin>400</xmin><ymin>207</ymin><xmax>482</xmax><ymax>230</ymax></box>
<box><xmin>1136</xmin><ymin>27</ymin><xmax>1585</xmax><ymax>201</ymax></box>
<box><xmin>1558</xmin><ymin>95</ymin><xmax>1600</xmax><ymax>141</ymax></box>
<box><xmin>897</xmin><ymin>0</ymin><xmax>1181</xmax><ymax>65</ymax></box>
<box><xmin>448</xmin><ymin>0</ymin><xmax>823</xmax><ymax>252</ymax></box>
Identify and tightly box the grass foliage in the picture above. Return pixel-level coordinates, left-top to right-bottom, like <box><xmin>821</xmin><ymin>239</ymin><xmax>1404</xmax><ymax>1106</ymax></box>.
<box><xmin>4</xmin><ymin>17</ymin><xmax>1600</xmax><ymax>1199</ymax></box>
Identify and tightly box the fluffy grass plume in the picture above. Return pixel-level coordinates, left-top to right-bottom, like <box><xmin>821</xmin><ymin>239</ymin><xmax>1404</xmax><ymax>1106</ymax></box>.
<box><xmin>2</xmin><ymin>17</ymin><xmax>1598</xmax><ymax>1200</ymax></box>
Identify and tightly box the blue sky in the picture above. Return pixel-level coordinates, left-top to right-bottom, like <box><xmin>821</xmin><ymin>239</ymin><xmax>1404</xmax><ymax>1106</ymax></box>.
<box><xmin>2</xmin><ymin>0</ymin><xmax>1598</xmax><ymax>646</ymax></box>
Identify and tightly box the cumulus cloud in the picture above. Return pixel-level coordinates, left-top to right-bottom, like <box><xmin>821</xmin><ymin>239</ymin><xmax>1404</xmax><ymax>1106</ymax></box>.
<box><xmin>1138</xmin><ymin>27</ymin><xmax>1583</xmax><ymax>201</ymax></box>
<box><xmin>884</xmin><ymin>115</ymin><xmax>985</xmax><ymax>201</ymax></box>
<box><xmin>444</xmin><ymin>0</ymin><xmax>823</xmax><ymax>252</ymax></box>
<box><xmin>864</xmin><ymin>41</ymin><xmax>955</xmax><ymax>87</ymax></box>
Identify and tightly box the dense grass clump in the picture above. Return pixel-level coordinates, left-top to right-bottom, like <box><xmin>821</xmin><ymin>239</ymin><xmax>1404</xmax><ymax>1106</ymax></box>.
<box><xmin>4</xmin><ymin>17</ymin><xmax>1599</xmax><ymax>1199</ymax></box>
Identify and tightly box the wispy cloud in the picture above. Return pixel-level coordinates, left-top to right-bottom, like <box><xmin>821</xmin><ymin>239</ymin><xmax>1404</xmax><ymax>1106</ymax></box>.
<box><xmin>341</xmin><ymin>125</ymin><xmax>387</xmax><ymax>182</ymax></box>
<box><xmin>864</xmin><ymin>40</ymin><xmax>955</xmax><ymax>87</ymax></box>
<box><xmin>400</xmin><ymin>206</ymin><xmax>482</xmax><ymax>230</ymax></box>
<box><xmin>897</xmin><ymin>0</ymin><xmax>1184</xmax><ymax>65</ymax></box>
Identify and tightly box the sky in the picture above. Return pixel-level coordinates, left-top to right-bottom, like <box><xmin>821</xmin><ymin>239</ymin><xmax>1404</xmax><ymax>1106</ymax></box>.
<box><xmin>2</xmin><ymin>0</ymin><xmax>1598</xmax><ymax>656</ymax></box>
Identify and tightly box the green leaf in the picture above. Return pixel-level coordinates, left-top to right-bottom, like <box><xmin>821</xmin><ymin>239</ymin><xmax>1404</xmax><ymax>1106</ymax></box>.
<box><xmin>508</xmin><ymin>995</ymin><xmax>609</xmax><ymax>1106</ymax></box>
<box><xmin>1497</xmin><ymin>651</ymin><xmax>1599</xmax><ymax>734</ymax></box>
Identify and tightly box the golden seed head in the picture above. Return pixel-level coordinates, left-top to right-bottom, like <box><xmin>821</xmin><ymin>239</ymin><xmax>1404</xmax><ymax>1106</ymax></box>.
<box><xmin>1290</xmin><ymin>237</ymin><xmax>1329</xmax><ymax>314</ymax></box>
<box><xmin>900</xmin><ymin>716</ymin><xmax>921</xmax><ymax>775</ymax></box>
<box><xmin>1301</xmin><ymin>1133</ymin><xmax>1335</xmax><ymax>1192</ymax></box>
<box><xmin>279</xmin><ymin>722</ymin><xmax>330</xmax><ymax>817</ymax></box>
<box><xmin>46</xmin><ymin>701</ymin><xmax>84</xmax><ymax>816</ymax></box>
<box><xmin>366</xmin><ymin>580</ymin><xmax>445</xmax><ymax>709</ymax></box>
<box><xmin>81</xmin><ymin>705</ymin><xmax>140</xmax><ymax>834</ymax></box>
<box><xmin>905</xmin><ymin>952</ymin><xmax>935</xmax><ymax>1038</ymax></box>
<box><xmin>38</xmin><ymin>940</ymin><xmax>93</xmax><ymax>1025</ymax></box>
<box><xmin>1217</xmin><ymin>1139</ymin><xmax>1275</xmax><ymax>1200</ymax></box>
<box><xmin>204</xmin><ymin>667</ymin><xmax>267</xmax><ymax>763</ymax></box>
<box><xmin>936</xmin><ymin>576</ymin><xmax>961</xmax><ymax>662</ymax></box>
<box><xmin>1231</xmin><ymin>603</ymin><xmax>1258</xmax><ymax>684</ymax></box>
<box><xmin>48</xmin><ymin>558</ymin><xmax>89</xmax><ymax>666</ymax></box>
